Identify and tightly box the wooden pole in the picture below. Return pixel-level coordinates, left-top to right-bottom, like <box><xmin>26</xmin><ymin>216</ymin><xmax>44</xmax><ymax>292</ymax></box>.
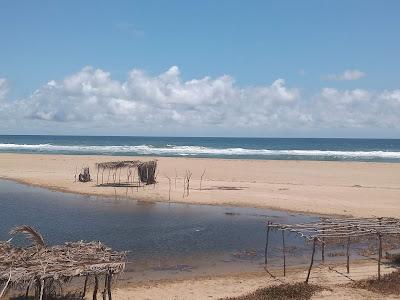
<box><xmin>264</xmin><ymin>222</ymin><xmax>271</xmax><ymax>266</ymax></box>
<box><xmin>93</xmin><ymin>275</ymin><xmax>98</xmax><ymax>300</ymax></box>
<box><xmin>82</xmin><ymin>275</ymin><xmax>89</xmax><ymax>299</ymax></box>
<box><xmin>34</xmin><ymin>279</ymin><xmax>41</xmax><ymax>300</ymax></box>
<box><xmin>321</xmin><ymin>227</ymin><xmax>325</xmax><ymax>262</ymax></box>
<box><xmin>39</xmin><ymin>279</ymin><xmax>44</xmax><ymax>300</ymax></box>
<box><xmin>107</xmin><ymin>271</ymin><xmax>112</xmax><ymax>300</ymax></box>
<box><xmin>102</xmin><ymin>273</ymin><xmax>108</xmax><ymax>300</ymax></box>
<box><xmin>174</xmin><ymin>169</ymin><xmax>177</xmax><ymax>189</ymax></box>
<box><xmin>305</xmin><ymin>237</ymin><xmax>317</xmax><ymax>283</ymax></box>
<box><xmin>346</xmin><ymin>236</ymin><xmax>351</xmax><ymax>274</ymax></box>
<box><xmin>378</xmin><ymin>233</ymin><xmax>382</xmax><ymax>280</ymax></box>
<box><xmin>282</xmin><ymin>230</ymin><xmax>286</xmax><ymax>276</ymax></box>
<box><xmin>25</xmin><ymin>281</ymin><xmax>30</xmax><ymax>298</ymax></box>
<box><xmin>200</xmin><ymin>169</ymin><xmax>206</xmax><ymax>191</ymax></box>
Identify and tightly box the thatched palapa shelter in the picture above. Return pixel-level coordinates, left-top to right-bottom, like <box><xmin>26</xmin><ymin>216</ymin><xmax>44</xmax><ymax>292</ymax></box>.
<box><xmin>95</xmin><ymin>160</ymin><xmax>157</xmax><ymax>186</ymax></box>
<box><xmin>0</xmin><ymin>225</ymin><xmax>126</xmax><ymax>299</ymax></box>
<box><xmin>265</xmin><ymin>217</ymin><xmax>400</xmax><ymax>282</ymax></box>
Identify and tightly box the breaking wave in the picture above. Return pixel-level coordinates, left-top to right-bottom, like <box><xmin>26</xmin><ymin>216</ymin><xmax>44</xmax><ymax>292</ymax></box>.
<box><xmin>1</xmin><ymin>143</ymin><xmax>400</xmax><ymax>160</ymax></box>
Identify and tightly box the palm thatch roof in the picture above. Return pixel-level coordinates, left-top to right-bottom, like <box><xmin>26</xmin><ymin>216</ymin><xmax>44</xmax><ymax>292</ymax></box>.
<box><xmin>0</xmin><ymin>226</ymin><xmax>126</xmax><ymax>299</ymax></box>
<box><xmin>95</xmin><ymin>159</ymin><xmax>157</xmax><ymax>185</ymax></box>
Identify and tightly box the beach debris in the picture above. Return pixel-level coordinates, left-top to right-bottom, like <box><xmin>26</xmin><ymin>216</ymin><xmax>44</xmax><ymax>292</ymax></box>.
<box><xmin>0</xmin><ymin>225</ymin><xmax>126</xmax><ymax>299</ymax></box>
<box><xmin>152</xmin><ymin>264</ymin><xmax>195</xmax><ymax>272</ymax></box>
<box><xmin>78</xmin><ymin>166</ymin><xmax>91</xmax><ymax>182</ymax></box>
<box><xmin>232</xmin><ymin>249</ymin><xmax>258</xmax><ymax>260</ymax></box>
<box><xmin>265</xmin><ymin>217</ymin><xmax>400</xmax><ymax>282</ymax></box>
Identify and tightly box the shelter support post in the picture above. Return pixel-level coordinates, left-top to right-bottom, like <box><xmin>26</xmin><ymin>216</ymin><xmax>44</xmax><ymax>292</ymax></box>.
<box><xmin>378</xmin><ymin>233</ymin><xmax>382</xmax><ymax>280</ymax></box>
<box><xmin>321</xmin><ymin>227</ymin><xmax>325</xmax><ymax>262</ymax></box>
<box><xmin>306</xmin><ymin>237</ymin><xmax>317</xmax><ymax>283</ymax></box>
<box><xmin>282</xmin><ymin>230</ymin><xmax>286</xmax><ymax>276</ymax></box>
<box><xmin>93</xmin><ymin>275</ymin><xmax>99</xmax><ymax>300</ymax></box>
<box><xmin>82</xmin><ymin>275</ymin><xmax>88</xmax><ymax>299</ymax></box>
<box><xmin>346</xmin><ymin>236</ymin><xmax>351</xmax><ymax>274</ymax></box>
<box><xmin>264</xmin><ymin>222</ymin><xmax>270</xmax><ymax>267</ymax></box>
<box><xmin>107</xmin><ymin>270</ymin><xmax>112</xmax><ymax>300</ymax></box>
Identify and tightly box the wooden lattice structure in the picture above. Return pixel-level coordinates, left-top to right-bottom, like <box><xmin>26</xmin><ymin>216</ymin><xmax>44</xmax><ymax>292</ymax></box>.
<box><xmin>0</xmin><ymin>226</ymin><xmax>126</xmax><ymax>299</ymax></box>
<box><xmin>96</xmin><ymin>160</ymin><xmax>157</xmax><ymax>186</ymax></box>
<box><xmin>265</xmin><ymin>217</ymin><xmax>400</xmax><ymax>282</ymax></box>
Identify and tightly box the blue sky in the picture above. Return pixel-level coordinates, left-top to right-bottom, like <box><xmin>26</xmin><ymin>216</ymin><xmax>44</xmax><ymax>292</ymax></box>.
<box><xmin>0</xmin><ymin>1</ymin><xmax>400</xmax><ymax>137</ymax></box>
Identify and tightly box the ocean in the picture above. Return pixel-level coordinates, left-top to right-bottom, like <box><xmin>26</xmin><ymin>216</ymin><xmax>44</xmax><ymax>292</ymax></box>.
<box><xmin>0</xmin><ymin>135</ymin><xmax>400</xmax><ymax>162</ymax></box>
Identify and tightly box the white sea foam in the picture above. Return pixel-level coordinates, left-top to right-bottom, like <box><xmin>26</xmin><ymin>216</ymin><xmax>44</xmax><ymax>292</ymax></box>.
<box><xmin>0</xmin><ymin>143</ymin><xmax>400</xmax><ymax>159</ymax></box>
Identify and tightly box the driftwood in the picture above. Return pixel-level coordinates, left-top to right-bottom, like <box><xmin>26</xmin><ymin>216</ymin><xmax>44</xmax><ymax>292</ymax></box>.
<box><xmin>0</xmin><ymin>225</ymin><xmax>125</xmax><ymax>299</ymax></box>
<box><xmin>266</xmin><ymin>217</ymin><xmax>400</xmax><ymax>282</ymax></box>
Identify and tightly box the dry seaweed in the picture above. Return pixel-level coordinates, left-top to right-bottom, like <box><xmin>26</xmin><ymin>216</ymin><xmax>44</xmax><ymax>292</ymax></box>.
<box><xmin>351</xmin><ymin>269</ymin><xmax>400</xmax><ymax>295</ymax></box>
<box><xmin>221</xmin><ymin>282</ymin><xmax>325</xmax><ymax>300</ymax></box>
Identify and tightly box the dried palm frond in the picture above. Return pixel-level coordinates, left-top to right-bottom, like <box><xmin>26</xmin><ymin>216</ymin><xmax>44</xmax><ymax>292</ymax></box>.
<box><xmin>9</xmin><ymin>225</ymin><xmax>45</xmax><ymax>248</ymax></box>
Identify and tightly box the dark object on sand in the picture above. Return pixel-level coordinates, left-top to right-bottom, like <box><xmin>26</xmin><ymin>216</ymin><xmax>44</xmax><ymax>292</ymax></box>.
<box><xmin>79</xmin><ymin>167</ymin><xmax>91</xmax><ymax>182</ymax></box>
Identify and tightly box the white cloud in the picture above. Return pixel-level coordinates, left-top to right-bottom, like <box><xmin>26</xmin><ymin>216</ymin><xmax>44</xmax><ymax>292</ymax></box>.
<box><xmin>312</xmin><ymin>87</ymin><xmax>400</xmax><ymax>129</ymax></box>
<box><xmin>325</xmin><ymin>69</ymin><xmax>366</xmax><ymax>81</ymax></box>
<box><xmin>0</xmin><ymin>78</ymin><xmax>8</xmax><ymax>100</ymax></box>
<box><xmin>115</xmin><ymin>23</ymin><xmax>144</xmax><ymax>37</ymax></box>
<box><xmin>1</xmin><ymin>66</ymin><xmax>400</xmax><ymax>136</ymax></box>
<box><xmin>12</xmin><ymin>66</ymin><xmax>301</xmax><ymax>131</ymax></box>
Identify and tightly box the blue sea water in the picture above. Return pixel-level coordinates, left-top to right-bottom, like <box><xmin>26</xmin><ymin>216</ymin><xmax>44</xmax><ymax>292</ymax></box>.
<box><xmin>1</xmin><ymin>135</ymin><xmax>400</xmax><ymax>162</ymax></box>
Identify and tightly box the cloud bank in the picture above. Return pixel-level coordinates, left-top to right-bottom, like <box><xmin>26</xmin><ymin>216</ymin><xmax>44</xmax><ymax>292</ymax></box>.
<box><xmin>325</xmin><ymin>69</ymin><xmax>366</xmax><ymax>81</ymax></box>
<box><xmin>0</xmin><ymin>78</ymin><xmax>8</xmax><ymax>100</ymax></box>
<box><xmin>0</xmin><ymin>66</ymin><xmax>399</xmax><ymax>136</ymax></box>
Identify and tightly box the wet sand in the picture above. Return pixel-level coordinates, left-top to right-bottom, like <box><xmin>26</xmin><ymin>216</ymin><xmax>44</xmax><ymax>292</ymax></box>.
<box><xmin>0</xmin><ymin>153</ymin><xmax>400</xmax><ymax>217</ymax></box>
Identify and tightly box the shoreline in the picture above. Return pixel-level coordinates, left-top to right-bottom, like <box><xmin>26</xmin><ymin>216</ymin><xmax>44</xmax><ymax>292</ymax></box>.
<box><xmin>0</xmin><ymin>177</ymin><xmax>331</xmax><ymax>219</ymax></box>
<box><xmin>1</xmin><ymin>153</ymin><xmax>400</xmax><ymax>217</ymax></box>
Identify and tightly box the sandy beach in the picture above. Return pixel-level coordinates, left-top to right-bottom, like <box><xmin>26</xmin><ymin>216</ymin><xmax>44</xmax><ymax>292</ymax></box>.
<box><xmin>113</xmin><ymin>261</ymin><xmax>397</xmax><ymax>299</ymax></box>
<box><xmin>0</xmin><ymin>153</ymin><xmax>400</xmax><ymax>217</ymax></box>
<box><xmin>1</xmin><ymin>154</ymin><xmax>400</xmax><ymax>299</ymax></box>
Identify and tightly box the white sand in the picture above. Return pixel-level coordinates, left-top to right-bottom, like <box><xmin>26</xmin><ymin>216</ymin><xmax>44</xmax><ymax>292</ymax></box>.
<box><xmin>1</xmin><ymin>153</ymin><xmax>400</xmax><ymax>217</ymax></box>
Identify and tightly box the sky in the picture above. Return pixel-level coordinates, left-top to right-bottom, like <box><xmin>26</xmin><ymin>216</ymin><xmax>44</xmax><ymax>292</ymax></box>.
<box><xmin>0</xmin><ymin>0</ymin><xmax>400</xmax><ymax>137</ymax></box>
